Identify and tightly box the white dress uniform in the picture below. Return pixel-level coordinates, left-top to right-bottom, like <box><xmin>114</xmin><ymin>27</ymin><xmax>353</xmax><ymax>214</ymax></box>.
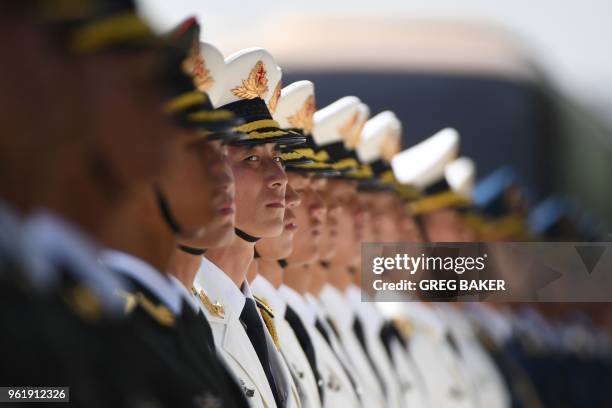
<box><xmin>402</xmin><ymin>302</ymin><xmax>477</xmax><ymax>408</ymax></box>
<box><xmin>345</xmin><ymin>285</ymin><xmax>403</xmax><ymax>408</ymax></box>
<box><xmin>279</xmin><ymin>285</ymin><xmax>362</xmax><ymax>408</ymax></box>
<box><xmin>243</xmin><ymin>279</ymin><xmax>302</xmax><ymax>408</ymax></box>
<box><xmin>436</xmin><ymin>305</ymin><xmax>511</xmax><ymax>408</ymax></box>
<box><xmin>319</xmin><ymin>284</ymin><xmax>387</xmax><ymax>407</ymax></box>
<box><xmin>252</xmin><ymin>275</ymin><xmax>322</xmax><ymax>408</ymax></box>
<box><xmin>304</xmin><ymin>292</ymin><xmax>362</xmax><ymax>391</ymax></box>
<box><xmin>346</xmin><ymin>284</ymin><xmax>432</xmax><ymax>408</ymax></box>
<box><xmin>194</xmin><ymin>256</ymin><xmax>277</xmax><ymax>408</ymax></box>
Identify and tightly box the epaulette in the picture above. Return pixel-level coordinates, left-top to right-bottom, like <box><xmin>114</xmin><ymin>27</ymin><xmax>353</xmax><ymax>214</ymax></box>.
<box><xmin>254</xmin><ymin>296</ymin><xmax>280</xmax><ymax>349</ymax></box>
<box><xmin>115</xmin><ymin>289</ymin><xmax>175</xmax><ymax>327</ymax></box>
<box><xmin>392</xmin><ymin>317</ymin><xmax>413</xmax><ymax>341</ymax></box>
<box><xmin>192</xmin><ymin>286</ymin><xmax>224</xmax><ymax>318</ymax></box>
<box><xmin>61</xmin><ymin>283</ymin><xmax>103</xmax><ymax>322</ymax></box>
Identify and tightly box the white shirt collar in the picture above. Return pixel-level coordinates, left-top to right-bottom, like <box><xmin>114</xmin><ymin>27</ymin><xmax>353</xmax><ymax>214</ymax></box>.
<box><xmin>304</xmin><ymin>292</ymin><xmax>324</xmax><ymax>319</ymax></box>
<box><xmin>345</xmin><ymin>284</ymin><xmax>385</xmax><ymax>334</ymax></box>
<box><xmin>23</xmin><ymin>211</ymin><xmax>127</xmax><ymax>312</ymax></box>
<box><xmin>195</xmin><ymin>256</ymin><xmax>246</xmax><ymax>318</ymax></box>
<box><xmin>101</xmin><ymin>249</ymin><xmax>182</xmax><ymax>316</ymax></box>
<box><xmin>320</xmin><ymin>284</ymin><xmax>355</xmax><ymax>330</ymax></box>
<box><xmin>278</xmin><ymin>284</ymin><xmax>316</xmax><ymax>326</ymax></box>
<box><xmin>251</xmin><ymin>275</ymin><xmax>286</xmax><ymax>317</ymax></box>
<box><xmin>168</xmin><ymin>274</ymin><xmax>200</xmax><ymax>313</ymax></box>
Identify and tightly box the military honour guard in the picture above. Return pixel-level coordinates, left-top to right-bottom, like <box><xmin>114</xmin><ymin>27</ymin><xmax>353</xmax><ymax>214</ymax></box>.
<box><xmin>0</xmin><ymin>1</ymin><xmax>611</xmax><ymax>407</ymax></box>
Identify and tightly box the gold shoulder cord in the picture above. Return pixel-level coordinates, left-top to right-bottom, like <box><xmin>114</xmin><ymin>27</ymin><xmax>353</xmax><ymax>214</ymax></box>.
<box><xmin>193</xmin><ymin>287</ymin><xmax>225</xmax><ymax>318</ymax></box>
<box><xmin>254</xmin><ymin>296</ymin><xmax>280</xmax><ymax>350</ymax></box>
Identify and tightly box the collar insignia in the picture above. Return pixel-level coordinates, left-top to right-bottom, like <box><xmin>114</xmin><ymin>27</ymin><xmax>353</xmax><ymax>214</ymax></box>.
<box><xmin>193</xmin><ymin>287</ymin><xmax>225</xmax><ymax>318</ymax></box>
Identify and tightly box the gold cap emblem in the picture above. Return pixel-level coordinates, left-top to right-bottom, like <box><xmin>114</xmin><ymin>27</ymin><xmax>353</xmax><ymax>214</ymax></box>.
<box><xmin>267</xmin><ymin>81</ymin><xmax>282</xmax><ymax>113</ymax></box>
<box><xmin>338</xmin><ymin>111</ymin><xmax>360</xmax><ymax>148</ymax></box>
<box><xmin>288</xmin><ymin>95</ymin><xmax>316</xmax><ymax>133</ymax></box>
<box><xmin>232</xmin><ymin>60</ymin><xmax>269</xmax><ymax>100</ymax></box>
<box><xmin>182</xmin><ymin>38</ymin><xmax>214</xmax><ymax>91</ymax></box>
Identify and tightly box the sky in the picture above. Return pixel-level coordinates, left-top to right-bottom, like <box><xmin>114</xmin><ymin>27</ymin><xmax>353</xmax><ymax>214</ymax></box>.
<box><xmin>136</xmin><ymin>0</ymin><xmax>612</xmax><ymax>124</ymax></box>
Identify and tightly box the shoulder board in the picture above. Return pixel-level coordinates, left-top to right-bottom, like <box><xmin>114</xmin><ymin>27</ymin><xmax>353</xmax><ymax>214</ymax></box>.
<box><xmin>392</xmin><ymin>317</ymin><xmax>413</xmax><ymax>341</ymax></box>
<box><xmin>136</xmin><ymin>292</ymin><xmax>175</xmax><ymax>327</ymax></box>
<box><xmin>62</xmin><ymin>284</ymin><xmax>103</xmax><ymax>322</ymax></box>
<box><xmin>114</xmin><ymin>288</ymin><xmax>138</xmax><ymax>314</ymax></box>
<box><xmin>114</xmin><ymin>288</ymin><xmax>175</xmax><ymax>327</ymax></box>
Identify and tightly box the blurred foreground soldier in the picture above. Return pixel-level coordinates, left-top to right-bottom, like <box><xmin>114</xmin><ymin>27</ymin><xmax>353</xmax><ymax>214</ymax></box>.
<box><xmin>99</xmin><ymin>18</ymin><xmax>248</xmax><ymax>408</ymax></box>
<box><xmin>193</xmin><ymin>45</ymin><xmax>304</xmax><ymax>407</ymax></box>
<box><xmin>0</xmin><ymin>0</ymin><xmax>178</xmax><ymax>406</ymax></box>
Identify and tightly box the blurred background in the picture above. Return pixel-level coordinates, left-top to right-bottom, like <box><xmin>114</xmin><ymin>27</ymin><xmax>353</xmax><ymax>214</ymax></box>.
<box><xmin>137</xmin><ymin>0</ymin><xmax>612</xmax><ymax>232</ymax></box>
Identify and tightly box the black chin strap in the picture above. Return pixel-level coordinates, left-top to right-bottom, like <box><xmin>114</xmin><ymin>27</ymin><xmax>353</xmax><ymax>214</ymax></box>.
<box><xmin>277</xmin><ymin>259</ymin><xmax>288</xmax><ymax>269</ymax></box>
<box><xmin>235</xmin><ymin>228</ymin><xmax>260</xmax><ymax>242</ymax></box>
<box><xmin>155</xmin><ymin>186</ymin><xmax>182</xmax><ymax>234</ymax></box>
<box><xmin>177</xmin><ymin>244</ymin><xmax>207</xmax><ymax>256</ymax></box>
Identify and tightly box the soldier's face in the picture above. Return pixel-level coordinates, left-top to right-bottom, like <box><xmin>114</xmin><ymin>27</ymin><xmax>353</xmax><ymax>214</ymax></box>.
<box><xmin>175</xmin><ymin>139</ymin><xmax>236</xmax><ymax>248</ymax></box>
<box><xmin>254</xmin><ymin>182</ymin><xmax>300</xmax><ymax>260</ymax></box>
<box><xmin>327</xmin><ymin>179</ymin><xmax>358</xmax><ymax>264</ymax></box>
<box><xmin>352</xmin><ymin>192</ymin><xmax>372</xmax><ymax>247</ymax></box>
<box><xmin>285</xmin><ymin>173</ymin><xmax>325</xmax><ymax>265</ymax></box>
<box><xmin>316</xmin><ymin>178</ymin><xmax>340</xmax><ymax>262</ymax></box>
<box><xmin>228</xmin><ymin>143</ymin><xmax>287</xmax><ymax>238</ymax></box>
<box><xmin>78</xmin><ymin>51</ymin><xmax>173</xmax><ymax>197</ymax></box>
<box><xmin>369</xmin><ymin>192</ymin><xmax>401</xmax><ymax>242</ymax></box>
<box><xmin>399</xmin><ymin>213</ymin><xmax>424</xmax><ymax>243</ymax></box>
<box><xmin>422</xmin><ymin>208</ymin><xmax>475</xmax><ymax>242</ymax></box>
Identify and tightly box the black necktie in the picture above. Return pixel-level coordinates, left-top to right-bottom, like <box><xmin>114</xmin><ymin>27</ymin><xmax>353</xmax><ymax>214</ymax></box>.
<box><xmin>353</xmin><ymin>316</ymin><xmax>387</xmax><ymax>397</ymax></box>
<box><xmin>240</xmin><ymin>298</ymin><xmax>283</xmax><ymax>408</ymax></box>
<box><xmin>315</xmin><ymin>318</ymin><xmax>331</xmax><ymax>345</ymax></box>
<box><xmin>284</xmin><ymin>306</ymin><xmax>324</xmax><ymax>404</ymax></box>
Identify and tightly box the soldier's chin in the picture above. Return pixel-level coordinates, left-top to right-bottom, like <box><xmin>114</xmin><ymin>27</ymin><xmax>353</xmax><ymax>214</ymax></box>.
<box><xmin>243</xmin><ymin>219</ymin><xmax>284</xmax><ymax>239</ymax></box>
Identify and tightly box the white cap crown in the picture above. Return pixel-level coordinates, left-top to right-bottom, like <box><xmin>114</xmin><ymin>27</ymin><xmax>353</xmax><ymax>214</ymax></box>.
<box><xmin>391</xmin><ymin>127</ymin><xmax>460</xmax><ymax>188</ymax></box>
<box><xmin>312</xmin><ymin>96</ymin><xmax>362</xmax><ymax>147</ymax></box>
<box><xmin>205</xmin><ymin>47</ymin><xmax>282</xmax><ymax>109</ymax></box>
<box><xmin>357</xmin><ymin>111</ymin><xmax>402</xmax><ymax>164</ymax></box>
<box><xmin>272</xmin><ymin>80</ymin><xmax>316</xmax><ymax>132</ymax></box>
<box><xmin>445</xmin><ymin>157</ymin><xmax>476</xmax><ymax>196</ymax></box>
